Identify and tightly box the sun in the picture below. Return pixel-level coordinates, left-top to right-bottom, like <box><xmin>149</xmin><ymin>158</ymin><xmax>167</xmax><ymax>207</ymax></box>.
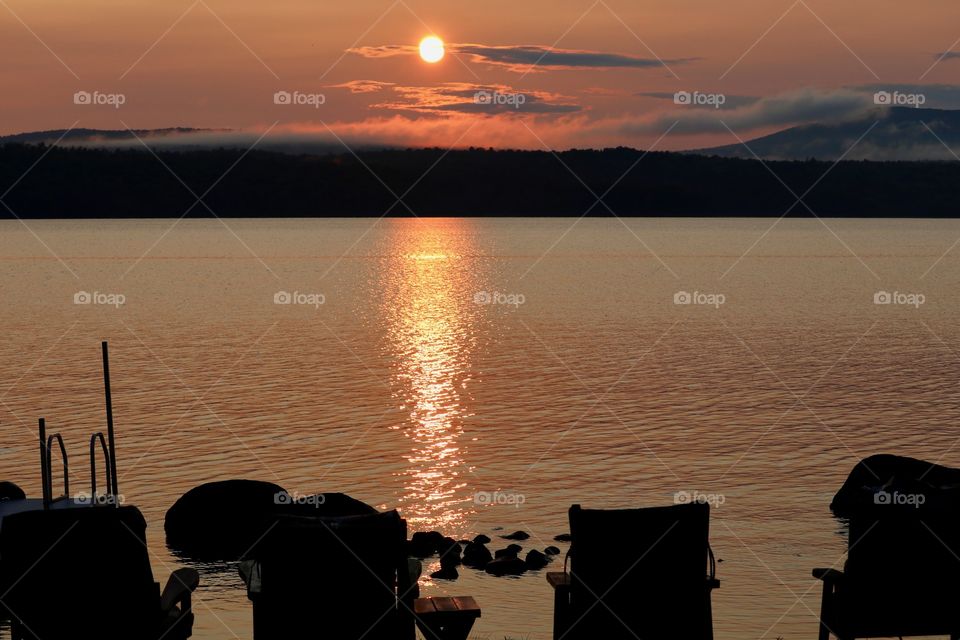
<box><xmin>419</xmin><ymin>36</ymin><xmax>445</xmax><ymax>63</ymax></box>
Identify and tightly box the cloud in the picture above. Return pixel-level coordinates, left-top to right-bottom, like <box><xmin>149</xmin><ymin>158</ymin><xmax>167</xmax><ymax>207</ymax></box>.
<box><xmin>934</xmin><ymin>52</ymin><xmax>960</xmax><ymax>61</ymax></box>
<box><xmin>371</xmin><ymin>83</ymin><xmax>581</xmax><ymax>115</ymax></box>
<box><xmin>39</xmin><ymin>83</ymin><xmax>960</xmax><ymax>156</ymax></box>
<box><xmin>615</xmin><ymin>87</ymin><xmax>875</xmax><ymax>136</ymax></box>
<box><xmin>327</xmin><ymin>80</ymin><xmax>395</xmax><ymax>94</ymax></box>
<box><xmin>852</xmin><ymin>83</ymin><xmax>960</xmax><ymax>109</ymax></box>
<box><xmin>603</xmin><ymin>84</ymin><xmax>960</xmax><ymax>140</ymax></box>
<box><xmin>348</xmin><ymin>43</ymin><xmax>694</xmax><ymax>73</ymax></box>
<box><xmin>347</xmin><ymin>45</ymin><xmax>414</xmax><ymax>59</ymax></box>
<box><xmin>452</xmin><ymin>44</ymin><xmax>695</xmax><ymax>72</ymax></box>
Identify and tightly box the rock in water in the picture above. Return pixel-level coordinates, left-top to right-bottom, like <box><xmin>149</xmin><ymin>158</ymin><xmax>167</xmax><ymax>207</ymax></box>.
<box><xmin>281</xmin><ymin>492</ymin><xmax>377</xmax><ymax>518</ymax></box>
<box><xmin>430</xmin><ymin>566</ymin><xmax>459</xmax><ymax>580</ymax></box>
<box><xmin>165</xmin><ymin>479</ymin><xmax>286</xmax><ymax>560</ymax></box>
<box><xmin>485</xmin><ymin>556</ymin><xmax>527</xmax><ymax>576</ymax></box>
<box><xmin>501</xmin><ymin>530</ymin><xmax>530</xmax><ymax>540</ymax></box>
<box><xmin>462</xmin><ymin>542</ymin><xmax>493</xmax><ymax>568</ymax></box>
<box><xmin>525</xmin><ymin>549</ymin><xmax>550</xmax><ymax>569</ymax></box>
<box><xmin>473</xmin><ymin>534</ymin><xmax>491</xmax><ymax>544</ymax></box>
<box><xmin>494</xmin><ymin>544</ymin><xmax>522</xmax><ymax>558</ymax></box>
<box><xmin>409</xmin><ymin>531</ymin><xmax>446</xmax><ymax>558</ymax></box>
<box><xmin>439</xmin><ymin>538</ymin><xmax>462</xmax><ymax>566</ymax></box>
<box><xmin>0</xmin><ymin>481</ymin><xmax>25</xmax><ymax>502</ymax></box>
<box><xmin>544</xmin><ymin>546</ymin><xmax>561</xmax><ymax>555</ymax></box>
<box><xmin>554</xmin><ymin>533</ymin><xmax>572</xmax><ymax>542</ymax></box>
<box><xmin>165</xmin><ymin>480</ymin><xmax>376</xmax><ymax>560</ymax></box>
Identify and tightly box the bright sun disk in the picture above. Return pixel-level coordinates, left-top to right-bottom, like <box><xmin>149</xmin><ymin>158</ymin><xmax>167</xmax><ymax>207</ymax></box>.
<box><xmin>419</xmin><ymin>36</ymin><xmax>445</xmax><ymax>63</ymax></box>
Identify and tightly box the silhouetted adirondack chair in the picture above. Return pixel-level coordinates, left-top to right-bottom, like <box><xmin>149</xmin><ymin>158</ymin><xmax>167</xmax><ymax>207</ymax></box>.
<box><xmin>546</xmin><ymin>502</ymin><xmax>719</xmax><ymax>640</ymax></box>
<box><xmin>239</xmin><ymin>509</ymin><xmax>418</xmax><ymax>640</ymax></box>
<box><xmin>813</xmin><ymin>513</ymin><xmax>960</xmax><ymax>639</ymax></box>
<box><xmin>0</xmin><ymin>504</ymin><xmax>198</xmax><ymax>640</ymax></box>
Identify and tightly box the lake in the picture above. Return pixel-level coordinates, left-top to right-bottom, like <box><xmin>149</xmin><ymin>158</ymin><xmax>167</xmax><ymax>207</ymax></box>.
<box><xmin>1</xmin><ymin>217</ymin><xmax>959</xmax><ymax>639</ymax></box>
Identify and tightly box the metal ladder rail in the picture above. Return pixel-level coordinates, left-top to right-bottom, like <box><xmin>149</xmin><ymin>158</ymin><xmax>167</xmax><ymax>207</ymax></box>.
<box><xmin>44</xmin><ymin>431</ymin><xmax>69</xmax><ymax>508</ymax></box>
<box><xmin>89</xmin><ymin>432</ymin><xmax>111</xmax><ymax>500</ymax></box>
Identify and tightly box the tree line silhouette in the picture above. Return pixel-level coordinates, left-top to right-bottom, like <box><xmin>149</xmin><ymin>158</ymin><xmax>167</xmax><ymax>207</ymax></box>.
<box><xmin>0</xmin><ymin>144</ymin><xmax>957</xmax><ymax>217</ymax></box>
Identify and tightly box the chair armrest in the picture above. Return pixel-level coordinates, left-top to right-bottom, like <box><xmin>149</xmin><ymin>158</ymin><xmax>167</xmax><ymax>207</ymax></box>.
<box><xmin>398</xmin><ymin>558</ymin><xmax>422</xmax><ymax>602</ymax></box>
<box><xmin>160</xmin><ymin>568</ymin><xmax>200</xmax><ymax>614</ymax></box>
<box><xmin>546</xmin><ymin>571</ymin><xmax>571</xmax><ymax>590</ymax></box>
<box><xmin>812</xmin><ymin>568</ymin><xmax>844</xmax><ymax>583</ymax></box>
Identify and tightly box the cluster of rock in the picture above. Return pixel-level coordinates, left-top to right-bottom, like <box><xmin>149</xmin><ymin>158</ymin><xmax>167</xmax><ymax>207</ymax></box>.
<box><xmin>410</xmin><ymin>529</ymin><xmax>566</xmax><ymax>579</ymax></box>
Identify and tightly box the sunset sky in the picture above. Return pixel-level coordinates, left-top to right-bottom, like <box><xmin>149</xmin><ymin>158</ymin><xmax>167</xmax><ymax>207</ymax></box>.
<box><xmin>3</xmin><ymin>0</ymin><xmax>960</xmax><ymax>150</ymax></box>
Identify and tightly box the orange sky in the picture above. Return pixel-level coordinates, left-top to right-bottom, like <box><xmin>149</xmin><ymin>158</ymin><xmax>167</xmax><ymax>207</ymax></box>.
<box><xmin>2</xmin><ymin>0</ymin><xmax>960</xmax><ymax>149</ymax></box>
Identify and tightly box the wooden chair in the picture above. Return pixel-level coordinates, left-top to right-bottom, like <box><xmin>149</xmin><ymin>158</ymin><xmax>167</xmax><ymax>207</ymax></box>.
<box><xmin>547</xmin><ymin>502</ymin><xmax>719</xmax><ymax>640</ymax></box>
<box><xmin>813</xmin><ymin>513</ymin><xmax>960</xmax><ymax>639</ymax></box>
<box><xmin>0</xmin><ymin>505</ymin><xmax>198</xmax><ymax>640</ymax></box>
<box><xmin>239</xmin><ymin>509</ymin><xmax>418</xmax><ymax>640</ymax></box>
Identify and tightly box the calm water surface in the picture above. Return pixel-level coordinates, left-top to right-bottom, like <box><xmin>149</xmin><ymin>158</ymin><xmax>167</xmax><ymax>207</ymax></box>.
<box><xmin>2</xmin><ymin>217</ymin><xmax>959</xmax><ymax>639</ymax></box>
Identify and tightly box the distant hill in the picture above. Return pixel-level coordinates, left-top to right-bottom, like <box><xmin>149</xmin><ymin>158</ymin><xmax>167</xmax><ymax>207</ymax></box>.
<box><xmin>0</xmin><ymin>127</ymin><xmax>224</xmax><ymax>146</ymax></box>
<box><xmin>0</xmin><ymin>127</ymin><xmax>381</xmax><ymax>155</ymax></box>
<box><xmin>695</xmin><ymin>107</ymin><xmax>960</xmax><ymax>161</ymax></box>
<box><xmin>0</xmin><ymin>144</ymin><xmax>957</xmax><ymax>217</ymax></box>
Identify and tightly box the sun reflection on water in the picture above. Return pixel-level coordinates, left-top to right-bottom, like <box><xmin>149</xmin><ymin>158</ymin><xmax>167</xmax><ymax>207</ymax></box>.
<box><xmin>381</xmin><ymin>220</ymin><xmax>481</xmax><ymax>534</ymax></box>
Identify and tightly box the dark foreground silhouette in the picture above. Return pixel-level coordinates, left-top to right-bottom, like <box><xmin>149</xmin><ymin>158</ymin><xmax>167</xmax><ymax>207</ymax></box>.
<box><xmin>830</xmin><ymin>453</ymin><xmax>960</xmax><ymax>517</ymax></box>
<box><xmin>7</xmin><ymin>419</ymin><xmax>960</xmax><ymax>640</ymax></box>
<box><xmin>815</xmin><ymin>454</ymin><xmax>960</xmax><ymax>639</ymax></box>
<box><xmin>164</xmin><ymin>479</ymin><xmax>375</xmax><ymax>560</ymax></box>
<box><xmin>1</xmin><ymin>505</ymin><xmax>198</xmax><ymax>640</ymax></box>
<box><xmin>0</xmin><ymin>343</ymin><xmax>199</xmax><ymax>640</ymax></box>
<box><xmin>548</xmin><ymin>502</ymin><xmax>718</xmax><ymax>640</ymax></box>
<box><xmin>2</xmin><ymin>144</ymin><xmax>960</xmax><ymax>217</ymax></box>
